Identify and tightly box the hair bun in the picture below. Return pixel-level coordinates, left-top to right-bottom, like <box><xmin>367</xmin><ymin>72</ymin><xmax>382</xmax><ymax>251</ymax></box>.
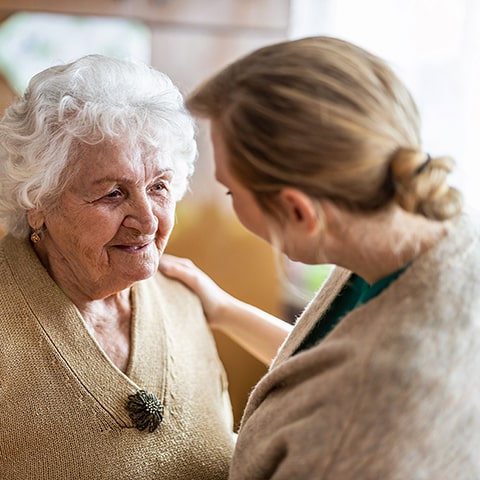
<box><xmin>390</xmin><ymin>148</ymin><xmax>462</xmax><ymax>220</ymax></box>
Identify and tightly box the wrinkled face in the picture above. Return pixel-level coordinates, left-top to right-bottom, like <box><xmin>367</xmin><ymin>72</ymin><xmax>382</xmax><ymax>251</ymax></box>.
<box><xmin>210</xmin><ymin>122</ymin><xmax>271</xmax><ymax>243</ymax></box>
<box><xmin>32</xmin><ymin>141</ymin><xmax>176</xmax><ymax>299</ymax></box>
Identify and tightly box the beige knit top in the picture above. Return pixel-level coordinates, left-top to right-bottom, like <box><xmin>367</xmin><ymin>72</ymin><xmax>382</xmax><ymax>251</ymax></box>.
<box><xmin>0</xmin><ymin>234</ymin><xmax>235</xmax><ymax>479</ymax></box>
<box><xmin>230</xmin><ymin>211</ymin><xmax>480</xmax><ymax>480</ymax></box>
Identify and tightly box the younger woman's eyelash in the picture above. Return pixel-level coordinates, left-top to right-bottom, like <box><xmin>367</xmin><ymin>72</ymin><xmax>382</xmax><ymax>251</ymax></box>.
<box><xmin>225</xmin><ymin>190</ymin><xmax>232</xmax><ymax>196</ymax></box>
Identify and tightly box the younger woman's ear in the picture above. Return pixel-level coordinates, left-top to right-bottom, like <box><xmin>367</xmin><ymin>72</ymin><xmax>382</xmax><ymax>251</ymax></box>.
<box><xmin>278</xmin><ymin>187</ymin><xmax>321</xmax><ymax>235</ymax></box>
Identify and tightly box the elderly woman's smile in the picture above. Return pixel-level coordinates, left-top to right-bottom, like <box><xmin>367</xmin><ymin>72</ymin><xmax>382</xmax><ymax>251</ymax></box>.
<box><xmin>114</xmin><ymin>242</ymin><xmax>153</xmax><ymax>252</ymax></box>
<box><xmin>31</xmin><ymin>141</ymin><xmax>176</xmax><ymax>300</ymax></box>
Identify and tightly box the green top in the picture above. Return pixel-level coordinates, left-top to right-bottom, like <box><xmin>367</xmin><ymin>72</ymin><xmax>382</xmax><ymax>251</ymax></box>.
<box><xmin>294</xmin><ymin>267</ymin><xmax>407</xmax><ymax>354</ymax></box>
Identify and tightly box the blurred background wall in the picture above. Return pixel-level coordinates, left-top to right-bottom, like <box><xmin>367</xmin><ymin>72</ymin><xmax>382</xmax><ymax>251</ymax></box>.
<box><xmin>0</xmin><ymin>0</ymin><xmax>478</xmax><ymax>428</ymax></box>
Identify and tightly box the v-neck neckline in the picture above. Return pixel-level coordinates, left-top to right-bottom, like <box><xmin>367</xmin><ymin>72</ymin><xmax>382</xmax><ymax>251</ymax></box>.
<box><xmin>6</xmin><ymin>235</ymin><xmax>169</xmax><ymax>428</ymax></box>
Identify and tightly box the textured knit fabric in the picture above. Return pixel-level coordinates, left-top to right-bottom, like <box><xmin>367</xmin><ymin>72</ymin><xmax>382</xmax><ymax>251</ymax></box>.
<box><xmin>0</xmin><ymin>234</ymin><xmax>235</xmax><ymax>479</ymax></box>
<box><xmin>295</xmin><ymin>267</ymin><xmax>407</xmax><ymax>353</ymax></box>
<box><xmin>230</xmin><ymin>211</ymin><xmax>480</xmax><ymax>480</ymax></box>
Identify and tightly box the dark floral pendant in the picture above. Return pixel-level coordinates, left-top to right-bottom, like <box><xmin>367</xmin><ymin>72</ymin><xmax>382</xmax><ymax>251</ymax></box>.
<box><xmin>126</xmin><ymin>389</ymin><xmax>164</xmax><ymax>433</ymax></box>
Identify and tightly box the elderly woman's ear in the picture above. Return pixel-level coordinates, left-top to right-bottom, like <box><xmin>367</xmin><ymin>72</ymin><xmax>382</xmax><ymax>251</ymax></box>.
<box><xmin>27</xmin><ymin>210</ymin><xmax>45</xmax><ymax>230</ymax></box>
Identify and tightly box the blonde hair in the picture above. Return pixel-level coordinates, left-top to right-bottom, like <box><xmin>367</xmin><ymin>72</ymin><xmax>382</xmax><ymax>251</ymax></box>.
<box><xmin>187</xmin><ymin>36</ymin><xmax>462</xmax><ymax>221</ymax></box>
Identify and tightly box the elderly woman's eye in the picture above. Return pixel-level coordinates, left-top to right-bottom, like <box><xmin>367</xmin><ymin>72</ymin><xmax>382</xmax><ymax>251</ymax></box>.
<box><xmin>105</xmin><ymin>189</ymin><xmax>122</xmax><ymax>198</ymax></box>
<box><xmin>152</xmin><ymin>182</ymin><xmax>168</xmax><ymax>192</ymax></box>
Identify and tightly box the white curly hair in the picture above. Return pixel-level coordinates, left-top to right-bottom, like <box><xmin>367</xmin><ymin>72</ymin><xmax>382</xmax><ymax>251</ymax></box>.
<box><xmin>0</xmin><ymin>54</ymin><xmax>197</xmax><ymax>238</ymax></box>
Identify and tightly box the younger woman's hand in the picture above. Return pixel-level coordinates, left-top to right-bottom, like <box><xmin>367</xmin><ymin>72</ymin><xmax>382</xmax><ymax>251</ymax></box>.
<box><xmin>160</xmin><ymin>254</ymin><xmax>292</xmax><ymax>366</ymax></box>
<box><xmin>159</xmin><ymin>254</ymin><xmax>233</xmax><ymax>329</ymax></box>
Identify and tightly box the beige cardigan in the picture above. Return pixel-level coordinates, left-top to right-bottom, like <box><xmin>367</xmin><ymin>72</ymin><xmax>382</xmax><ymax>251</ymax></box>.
<box><xmin>230</xmin><ymin>212</ymin><xmax>480</xmax><ymax>480</ymax></box>
<box><xmin>0</xmin><ymin>234</ymin><xmax>235</xmax><ymax>479</ymax></box>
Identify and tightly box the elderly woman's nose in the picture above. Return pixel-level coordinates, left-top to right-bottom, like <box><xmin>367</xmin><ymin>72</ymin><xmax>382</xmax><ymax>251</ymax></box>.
<box><xmin>122</xmin><ymin>195</ymin><xmax>159</xmax><ymax>234</ymax></box>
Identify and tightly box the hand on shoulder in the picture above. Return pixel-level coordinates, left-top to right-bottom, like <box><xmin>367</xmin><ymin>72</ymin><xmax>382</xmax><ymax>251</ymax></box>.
<box><xmin>159</xmin><ymin>254</ymin><xmax>233</xmax><ymax>329</ymax></box>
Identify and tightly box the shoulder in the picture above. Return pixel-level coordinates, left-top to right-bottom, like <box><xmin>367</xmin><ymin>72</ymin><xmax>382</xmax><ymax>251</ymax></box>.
<box><xmin>234</xmin><ymin>330</ymin><xmax>361</xmax><ymax>478</ymax></box>
<box><xmin>272</xmin><ymin>266</ymin><xmax>351</xmax><ymax>365</ymax></box>
<box><xmin>392</xmin><ymin>211</ymin><xmax>480</xmax><ymax>307</ymax></box>
<box><xmin>141</xmin><ymin>270</ymin><xmax>204</xmax><ymax>313</ymax></box>
<box><xmin>0</xmin><ymin>234</ymin><xmax>48</xmax><ymax>289</ymax></box>
<box><xmin>151</xmin><ymin>268</ymin><xmax>199</xmax><ymax>296</ymax></box>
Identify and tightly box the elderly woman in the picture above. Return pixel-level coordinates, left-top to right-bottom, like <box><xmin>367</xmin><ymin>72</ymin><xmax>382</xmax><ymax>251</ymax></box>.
<box><xmin>160</xmin><ymin>36</ymin><xmax>480</xmax><ymax>479</ymax></box>
<box><xmin>0</xmin><ymin>54</ymin><xmax>234</xmax><ymax>479</ymax></box>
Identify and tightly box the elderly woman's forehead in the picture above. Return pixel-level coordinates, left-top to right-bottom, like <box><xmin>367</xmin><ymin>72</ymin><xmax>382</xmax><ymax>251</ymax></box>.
<box><xmin>76</xmin><ymin>140</ymin><xmax>165</xmax><ymax>160</ymax></box>
<box><xmin>69</xmin><ymin>141</ymin><xmax>175</xmax><ymax>177</ymax></box>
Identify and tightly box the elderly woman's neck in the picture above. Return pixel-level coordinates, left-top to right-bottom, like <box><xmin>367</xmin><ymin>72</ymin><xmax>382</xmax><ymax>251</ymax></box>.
<box><xmin>69</xmin><ymin>287</ymin><xmax>132</xmax><ymax>373</ymax></box>
<box><xmin>323</xmin><ymin>203</ymin><xmax>450</xmax><ymax>285</ymax></box>
<box><xmin>79</xmin><ymin>292</ymin><xmax>132</xmax><ymax>372</ymax></box>
<box><xmin>31</xmin><ymin>240</ymin><xmax>133</xmax><ymax>371</ymax></box>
